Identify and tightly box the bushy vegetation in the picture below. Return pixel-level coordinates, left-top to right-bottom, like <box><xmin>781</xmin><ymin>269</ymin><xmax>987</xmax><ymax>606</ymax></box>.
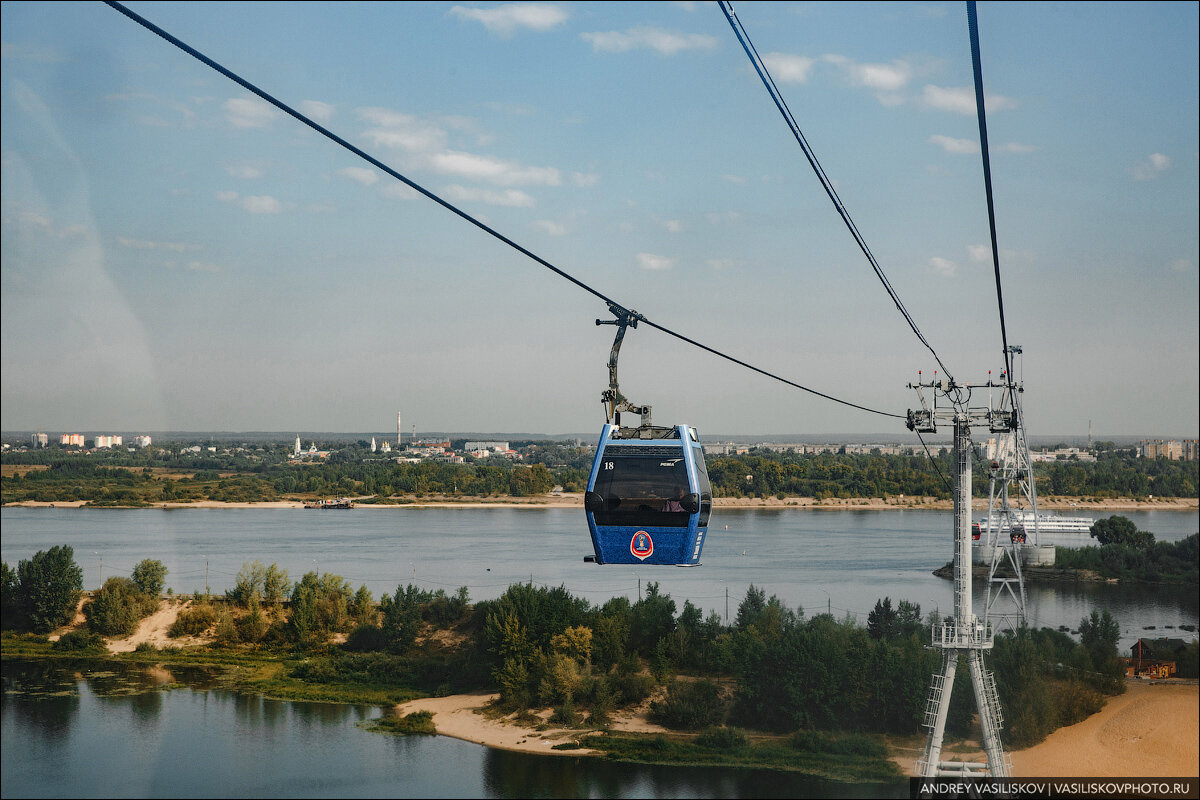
<box><xmin>169</xmin><ymin>602</ymin><xmax>218</xmax><ymax>637</ymax></box>
<box><xmin>990</xmin><ymin>612</ymin><xmax>1125</xmax><ymax>747</ymax></box>
<box><xmin>1055</xmin><ymin>532</ymin><xmax>1198</xmax><ymax>584</ymax></box>
<box><xmin>369</xmin><ymin>710</ymin><xmax>436</xmax><ymax>735</ymax></box>
<box><xmin>85</xmin><ymin>577</ymin><xmax>156</xmax><ymax>635</ymax></box>
<box><xmin>649</xmin><ymin>679</ymin><xmax>727</xmax><ymax>729</ymax></box>
<box><xmin>83</xmin><ymin>559</ymin><xmax>168</xmax><ymax>636</ymax></box>
<box><xmin>51</xmin><ymin>630</ymin><xmax>106</xmax><ymax>653</ymax></box>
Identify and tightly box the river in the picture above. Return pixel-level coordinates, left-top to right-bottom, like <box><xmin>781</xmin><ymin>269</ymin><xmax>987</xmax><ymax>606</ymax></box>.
<box><xmin>1</xmin><ymin>506</ymin><xmax>1195</xmax><ymax>648</ymax></box>
<box><xmin>1</xmin><ymin>506</ymin><xmax>1196</xmax><ymax>797</ymax></box>
<box><xmin>0</xmin><ymin>660</ymin><xmax>904</xmax><ymax>798</ymax></box>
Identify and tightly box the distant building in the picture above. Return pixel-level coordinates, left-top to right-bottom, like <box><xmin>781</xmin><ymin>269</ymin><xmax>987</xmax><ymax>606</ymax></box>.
<box><xmin>133</xmin><ymin>435</ymin><xmax>152</xmax><ymax>448</ymax></box>
<box><xmin>30</xmin><ymin>432</ymin><xmax>49</xmax><ymax>448</ymax></box>
<box><xmin>1139</xmin><ymin>439</ymin><xmax>1195</xmax><ymax>461</ymax></box>
<box><xmin>93</xmin><ymin>435</ymin><xmax>122</xmax><ymax>449</ymax></box>
<box><xmin>380</xmin><ymin>441</ymin><xmax>392</xmax><ymax>453</ymax></box>
<box><xmin>371</xmin><ymin>437</ymin><xmax>377</xmax><ymax>453</ymax></box>
<box><xmin>465</xmin><ymin>441</ymin><xmax>510</xmax><ymax>452</ymax></box>
<box><xmin>61</xmin><ymin>433</ymin><xmax>86</xmax><ymax>447</ymax></box>
<box><xmin>294</xmin><ymin>436</ymin><xmax>301</xmax><ymax>456</ymax></box>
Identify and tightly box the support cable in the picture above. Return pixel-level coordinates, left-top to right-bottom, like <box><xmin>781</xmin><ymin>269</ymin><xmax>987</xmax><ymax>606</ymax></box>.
<box><xmin>103</xmin><ymin>0</ymin><xmax>902</xmax><ymax>421</ymax></box>
<box><xmin>718</xmin><ymin>1</ymin><xmax>955</xmax><ymax>385</ymax></box>
<box><xmin>966</xmin><ymin>2</ymin><xmax>1014</xmax><ymax>397</ymax></box>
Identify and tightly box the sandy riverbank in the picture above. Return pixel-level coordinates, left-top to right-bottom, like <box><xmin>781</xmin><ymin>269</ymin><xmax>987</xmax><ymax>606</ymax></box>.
<box><xmin>393</xmin><ymin>692</ymin><xmax>668</xmax><ymax>757</ymax></box>
<box><xmin>1012</xmin><ymin>681</ymin><xmax>1199</xmax><ymax>777</ymax></box>
<box><xmin>395</xmin><ymin>681</ymin><xmax>1200</xmax><ymax>776</ymax></box>
<box><xmin>7</xmin><ymin>495</ymin><xmax>1197</xmax><ymax>511</ymax></box>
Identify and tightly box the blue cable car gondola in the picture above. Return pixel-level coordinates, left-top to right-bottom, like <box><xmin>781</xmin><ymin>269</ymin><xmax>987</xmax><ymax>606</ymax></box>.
<box><xmin>585</xmin><ymin>423</ymin><xmax>712</xmax><ymax>565</ymax></box>
<box><xmin>583</xmin><ymin>304</ymin><xmax>713</xmax><ymax>566</ymax></box>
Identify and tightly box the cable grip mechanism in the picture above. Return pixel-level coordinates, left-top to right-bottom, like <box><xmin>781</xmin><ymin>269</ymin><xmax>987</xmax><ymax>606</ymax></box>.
<box><xmin>596</xmin><ymin>303</ymin><xmax>652</xmax><ymax>429</ymax></box>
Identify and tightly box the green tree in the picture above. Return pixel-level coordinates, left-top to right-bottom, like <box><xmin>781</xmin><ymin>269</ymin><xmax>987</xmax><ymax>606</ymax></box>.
<box><xmin>630</xmin><ymin>582</ymin><xmax>676</xmax><ymax>655</ymax></box>
<box><xmin>1089</xmin><ymin>515</ymin><xmax>1154</xmax><ymax>548</ymax></box>
<box><xmin>15</xmin><ymin>545</ymin><xmax>83</xmax><ymax>633</ymax></box>
<box><xmin>1</xmin><ymin>562</ymin><xmax>19</xmax><ymax>629</ymax></box>
<box><xmin>379</xmin><ymin>583</ymin><xmax>425</xmax><ymax>653</ymax></box>
<box><xmin>867</xmin><ymin>597</ymin><xmax>898</xmax><ymax>640</ymax></box>
<box><xmin>131</xmin><ymin>559</ymin><xmax>167</xmax><ymax>598</ymax></box>
<box><xmin>85</xmin><ymin>577</ymin><xmax>146</xmax><ymax>636</ymax></box>
<box><xmin>263</xmin><ymin>563</ymin><xmax>290</xmax><ymax>608</ymax></box>
<box><xmin>227</xmin><ymin>561</ymin><xmax>266</xmax><ymax>606</ymax></box>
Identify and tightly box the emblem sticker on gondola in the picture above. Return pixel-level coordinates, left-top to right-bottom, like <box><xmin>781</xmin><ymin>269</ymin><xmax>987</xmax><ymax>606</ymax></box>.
<box><xmin>630</xmin><ymin>530</ymin><xmax>654</xmax><ymax>561</ymax></box>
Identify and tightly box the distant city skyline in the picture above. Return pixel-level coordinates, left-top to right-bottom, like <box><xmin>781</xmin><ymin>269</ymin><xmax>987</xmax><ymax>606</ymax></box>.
<box><xmin>2</xmin><ymin>2</ymin><xmax>1197</xmax><ymax>437</ymax></box>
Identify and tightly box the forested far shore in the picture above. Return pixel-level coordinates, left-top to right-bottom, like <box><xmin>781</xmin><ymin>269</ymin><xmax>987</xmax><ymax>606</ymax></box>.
<box><xmin>3</xmin><ymin>441</ymin><xmax>1195</xmax><ymax>506</ymax></box>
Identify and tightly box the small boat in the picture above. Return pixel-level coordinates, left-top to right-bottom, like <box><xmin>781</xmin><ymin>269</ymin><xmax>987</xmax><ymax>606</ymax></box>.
<box><xmin>304</xmin><ymin>497</ymin><xmax>354</xmax><ymax>509</ymax></box>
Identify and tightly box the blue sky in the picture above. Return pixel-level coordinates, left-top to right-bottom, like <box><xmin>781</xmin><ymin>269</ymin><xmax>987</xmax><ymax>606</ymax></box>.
<box><xmin>2</xmin><ymin>1</ymin><xmax>1197</xmax><ymax>438</ymax></box>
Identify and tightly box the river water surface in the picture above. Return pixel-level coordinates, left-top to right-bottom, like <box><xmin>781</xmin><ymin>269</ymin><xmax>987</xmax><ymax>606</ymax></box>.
<box><xmin>1</xmin><ymin>506</ymin><xmax>1196</xmax><ymax>798</ymax></box>
<box><xmin>1</xmin><ymin>506</ymin><xmax>1195</xmax><ymax>647</ymax></box>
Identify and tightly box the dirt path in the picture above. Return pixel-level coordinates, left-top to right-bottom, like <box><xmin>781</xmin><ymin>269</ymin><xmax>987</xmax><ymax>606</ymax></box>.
<box><xmin>106</xmin><ymin>599</ymin><xmax>203</xmax><ymax>652</ymax></box>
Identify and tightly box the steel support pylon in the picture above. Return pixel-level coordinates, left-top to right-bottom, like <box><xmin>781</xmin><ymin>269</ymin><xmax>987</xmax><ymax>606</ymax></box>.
<box><xmin>908</xmin><ymin>401</ymin><xmax>1012</xmax><ymax>779</ymax></box>
<box><xmin>982</xmin><ymin>347</ymin><xmax>1036</xmax><ymax>632</ymax></box>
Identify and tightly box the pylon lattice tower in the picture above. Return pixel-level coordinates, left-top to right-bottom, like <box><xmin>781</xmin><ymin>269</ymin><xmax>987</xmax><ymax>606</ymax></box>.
<box><xmin>907</xmin><ymin>376</ymin><xmax>1013</xmax><ymax>779</ymax></box>
<box><xmin>981</xmin><ymin>346</ymin><xmax>1038</xmax><ymax>632</ymax></box>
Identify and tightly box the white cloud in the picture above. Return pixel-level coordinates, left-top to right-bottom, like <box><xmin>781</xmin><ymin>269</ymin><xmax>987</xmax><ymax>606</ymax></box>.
<box><xmin>338</xmin><ymin>167</ymin><xmax>379</xmax><ymax>186</ymax></box>
<box><xmin>664</xmin><ymin>219</ymin><xmax>685</xmax><ymax>233</ymax></box>
<box><xmin>823</xmin><ymin>54</ymin><xmax>911</xmax><ymax>92</ymax></box>
<box><xmin>762</xmin><ymin>53</ymin><xmax>815</xmax><ymax>84</ymax></box>
<box><xmin>429</xmin><ymin>150</ymin><xmax>561</xmax><ymax>186</ymax></box>
<box><xmin>382</xmin><ymin>184</ymin><xmax>419</xmax><ymax>201</ymax></box>
<box><xmin>929</xmin><ymin>256</ymin><xmax>957</xmax><ymax>277</ymax></box>
<box><xmin>358</xmin><ymin>107</ymin><xmax>561</xmax><ymax>188</ymax></box>
<box><xmin>967</xmin><ymin>244</ymin><xmax>991</xmax><ymax>263</ymax></box>
<box><xmin>117</xmin><ymin>236</ymin><xmax>197</xmax><ymax>253</ymax></box>
<box><xmin>1000</xmin><ymin>142</ymin><xmax>1038</xmax><ymax>154</ymax></box>
<box><xmin>300</xmin><ymin>100</ymin><xmax>334</xmax><ymax>123</ymax></box>
<box><xmin>637</xmin><ymin>252</ymin><xmax>676</xmax><ymax>271</ymax></box>
<box><xmin>1132</xmin><ymin>152</ymin><xmax>1171</xmax><ymax>181</ymax></box>
<box><xmin>534</xmin><ymin>219</ymin><xmax>567</xmax><ymax>236</ymax></box>
<box><xmin>855</xmin><ymin>61</ymin><xmax>911</xmax><ymax>92</ymax></box>
<box><xmin>1169</xmin><ymin>258</ymin><xmax>1194</xmax><ymax>273</ymax></box>
<box><xmin>217</xmin><ymin>191</ymin><xmax>283</xmax><ymax>214</ymax></box>
<box><xmin>571</xmin><ymin>171</ymin><xmax>599</xmax><ymax>187</ymax></box>
<box><xmin>929</xmin><ymin>134</ymin><xmax>979</xmax><ymax>155</ymax></box>
<box><xmin>921</xmin><ymin>85</ymin><xmax>1015</xmax><ymax>115</ymax></box>
<box><xmin>241</xmin><ymin>195</ymin><xmax>283</xmax><ymax>214</ymax></box>
<box><xmin>722</xmin><ymin>174</ymin><xmax>747</xmax><ymax>185</ymax></box>
<box><xmin>582</xmin><ymin>27</ymin><xmax>718</xmax><ymax>56</ymax></box>
<box><xmin>223</xmin><ymin>97</ymin><xmax>279</xmax><ymax>128</ymax></box>
<box><xmin>359</xmin><ymin>108</ymin><xmax>449</xmax><ymax>153</ymax></box>
<box><xmin>707</xmin><ymin>258</ymin><xmax>737</xmax><ymax>270</ymax></box>
<box><xmin>449</xmin><ymin>3</ymin><xmax>568</xmax><ymax>35</ymax></box>
<box><xmin>442</xmin><ymin>184</ymin><xmax>535</xmax><ymax>208</ymax></box>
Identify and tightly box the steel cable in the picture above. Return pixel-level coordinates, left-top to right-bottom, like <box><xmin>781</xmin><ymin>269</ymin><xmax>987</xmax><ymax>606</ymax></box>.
<box><xmin>103</xmin><ymin>0</ymin><xmax>902</xmax><ymax>421</ymax></box>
